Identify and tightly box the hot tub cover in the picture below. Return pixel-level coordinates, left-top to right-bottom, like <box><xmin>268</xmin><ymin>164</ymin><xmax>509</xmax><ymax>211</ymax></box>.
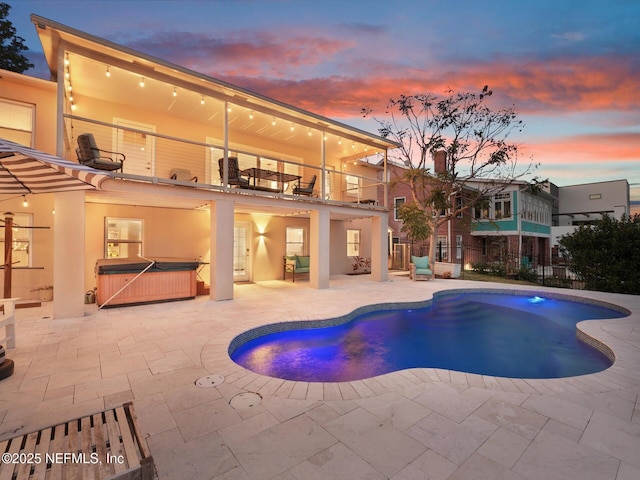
<box><xmin>96</xmin><ymin>257</ymin><xmax>200</xmax><ymax>274</ymax></box>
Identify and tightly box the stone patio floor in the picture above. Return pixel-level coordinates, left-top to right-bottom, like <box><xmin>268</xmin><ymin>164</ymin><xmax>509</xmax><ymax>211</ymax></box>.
<box><xmin>1</xmin><ymin>274</ymin><xmax>639</xmax><ymax>479</ymax></box>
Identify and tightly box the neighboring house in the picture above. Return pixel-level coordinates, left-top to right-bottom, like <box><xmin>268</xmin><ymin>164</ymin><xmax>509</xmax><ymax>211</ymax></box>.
<box><xmin>385</xmin><ymin>161</ymin><xmax>554</xmax><ymax>269</ymax></box>
<box><xmin>548</xmin><ymin>179</ymin><xmax>630</xmax><ymax>248</ymax></box>
<box><xmin>0</xmin><ymin>14</ymin><xmax>398</xmax><ymax>318</ymax></box>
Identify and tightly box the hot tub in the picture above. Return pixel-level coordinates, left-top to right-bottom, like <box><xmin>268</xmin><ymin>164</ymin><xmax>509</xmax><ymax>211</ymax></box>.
<box><xmin>95</xmin><ymin>257</ymin><xmax>199</xmax><ymax>307</ymax></box>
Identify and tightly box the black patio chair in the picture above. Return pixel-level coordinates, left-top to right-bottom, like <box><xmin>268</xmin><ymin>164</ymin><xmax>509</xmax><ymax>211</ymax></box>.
<box><xmin>76</xmin><ymin>133</ymin><xmax>125</xmax><ymax>172</ymax></box>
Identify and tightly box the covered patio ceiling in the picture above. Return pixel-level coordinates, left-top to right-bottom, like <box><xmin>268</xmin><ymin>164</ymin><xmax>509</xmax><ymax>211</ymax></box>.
<box><xmin>32</xmin><ymin>15</ymin><xmax>397</xmax><ymax>162</ymax></box>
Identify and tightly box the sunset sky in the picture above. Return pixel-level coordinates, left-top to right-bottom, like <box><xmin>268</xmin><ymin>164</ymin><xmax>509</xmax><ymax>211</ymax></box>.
<box><xmin>9</xmin><ymin>0</ymin><xmax>640</xmax><ymax>211</ymax></box>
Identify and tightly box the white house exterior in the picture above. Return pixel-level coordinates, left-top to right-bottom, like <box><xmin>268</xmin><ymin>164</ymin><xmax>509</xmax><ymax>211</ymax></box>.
<box><xmin>551</xmin><ymin>179</ymin><xmax>630</xmax><ymax>247</ymax></box>
<box><xmin>0</xmin><ymin>15</ymin><xmax>398</xmax><ymax>318</ymax></box>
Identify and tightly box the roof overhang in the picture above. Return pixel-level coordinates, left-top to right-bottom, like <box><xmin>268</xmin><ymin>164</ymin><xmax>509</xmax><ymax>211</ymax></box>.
<box><xmin>31</xmin><ymin>14</ymin><xmax>399</xmax><ymax>152</ymax></box>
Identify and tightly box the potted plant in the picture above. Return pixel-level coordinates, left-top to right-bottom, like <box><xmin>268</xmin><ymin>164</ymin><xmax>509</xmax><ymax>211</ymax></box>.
<box><xmin>31</xmin><ymin>285</ymin><xmax>53</xmax><ymax>302</ymax></box>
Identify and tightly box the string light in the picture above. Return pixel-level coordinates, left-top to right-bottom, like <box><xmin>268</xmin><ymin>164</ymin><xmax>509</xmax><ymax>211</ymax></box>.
<box><xmin>64</xmin><ymin>53</ymin><xmax>69</xmax><ymax>66</ymax></box>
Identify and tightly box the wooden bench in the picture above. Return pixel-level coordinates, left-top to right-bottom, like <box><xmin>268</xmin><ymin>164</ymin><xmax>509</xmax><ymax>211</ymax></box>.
<box><xmin>0</xmin><ymin>402</ymin><xmax>154</xmax><ymax>480</ymax></box>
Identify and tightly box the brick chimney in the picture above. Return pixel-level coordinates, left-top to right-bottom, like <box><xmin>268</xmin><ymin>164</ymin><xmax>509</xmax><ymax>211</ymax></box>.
<box><xmin>434</xmin><ymin>150</ymin><xmax>447</xmax><ymax>174</ymax></box>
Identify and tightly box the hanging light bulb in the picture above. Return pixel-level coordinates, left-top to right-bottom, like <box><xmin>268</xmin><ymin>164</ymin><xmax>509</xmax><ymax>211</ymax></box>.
<box><xmin>249</xmin><ymin>110</ymin><xmax>254</xmax><ymax>119</ymax></box>
<box><xmin>308</xmin><ymin>128</ymin><xmax>312</xmax><ymax>136</ymax></box>
<box><xmin>227</xmin><ymin>105</ymin><xmax>232</xmax><ymax>113</ymax></box>
<box><xmin>290</xmin><ymin>123</ymin><xmax>294</xmax><ymax>131</ymax></box>
<box><xmin>140</xmin><ymin>77</ymin><xmax>145</xmax><ymax>87</ymax></box>
<box><xmin>106</xmin><ymin>66</ymin><xmax>111</xmax><ymax>77</ymax></box>
<box><xmin>22</xmin><ymin>195</ymin><xmax>28</xmax><ymax>207</ymax></box>
<box><xmin>272</xmin><ymin>117</ymin><xmax>276</xmax><ymax>126</ymax></box>
<box><xmin>338</xmin><ymin>137</ymin><xmax>342</xmax><ymax>145</ymax></box>
<box><xmin>173</xmin><ymin>86</ymin><xmax>177</xmax><ymax>97</ymax></box>
<box><xmin>201</xmin><ymin>96</ymin><xmax>205</xmax><ymax>105</ymax></box>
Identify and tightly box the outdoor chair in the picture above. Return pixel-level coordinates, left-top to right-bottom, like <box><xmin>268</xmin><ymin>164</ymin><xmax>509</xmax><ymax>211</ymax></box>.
<box><xmin>76</xmin><ymin>133</ymin><xmax>125</xmax><ymax>172</ymax></box>
<box><xmin>218</xmin><ymin>157</ymin><xmax>249</xmax><ymax>187</ymax></box>
<box><xmin>293</xmin><ymin>174</ymin><xmax>316</xmax><ymax>196</ymax></box>
<box><xmin>170</xmin><ymin>168</ymin><xmax>198</xmax><ymax>183</ymax></box>
<box><xmin>284</xmin><ymin>254</ymin><xmax>310</xmax><ymax>282</ymax></box>
<box><xmin>410</xmin><ymin>255</ymin><xmax>433</xmax><ymax>281</ymax></box>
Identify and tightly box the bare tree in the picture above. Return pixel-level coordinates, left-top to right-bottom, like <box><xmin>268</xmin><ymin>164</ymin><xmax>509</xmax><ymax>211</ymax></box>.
<box><xmin>364</xmin><ymin>86</ymin><xmax>539</xmax><ymax>270</ymax></box>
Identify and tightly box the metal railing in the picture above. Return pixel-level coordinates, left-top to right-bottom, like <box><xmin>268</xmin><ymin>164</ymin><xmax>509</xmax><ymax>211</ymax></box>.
<box><xmin>64</xmin><ymin>115</ymin><xmax>386</xmax><ymax>207</ymax></box>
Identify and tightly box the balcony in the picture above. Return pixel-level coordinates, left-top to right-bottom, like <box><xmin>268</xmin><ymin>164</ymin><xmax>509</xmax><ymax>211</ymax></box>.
<box><xmin>64</xmin><ymin>115</ymin><xmax>386</xmax><ymax>208</ymax></box>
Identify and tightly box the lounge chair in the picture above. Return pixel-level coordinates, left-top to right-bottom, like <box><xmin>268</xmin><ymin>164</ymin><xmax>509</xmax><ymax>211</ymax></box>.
<box><xmin>293</xmin><ymin>174</ymin><xmax>316</xmax><ymax>196</ymax></box>
<box><xmin>170</xmin><ymin>168</ymin><xmax>198</xmax><ymax>183</ymax></box>
<box><xmin>218</xmin><ymin>157</ymin><xmax>249</xmax><ymax>187</ymax></box>
<box><xmin>410</xmin><ymin>255</ymin><xmax>433</xmax><ymax>281</ymax></box>
<box><xmin>76</xmin><ymin>133</ymin><xmax>125</xmax><ymax>172</ymax></box>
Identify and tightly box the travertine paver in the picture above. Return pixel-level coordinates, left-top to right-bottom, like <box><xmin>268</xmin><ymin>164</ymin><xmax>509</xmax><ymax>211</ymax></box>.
<box><xmin>0</xmin><ymin>274</ymin><xmax>639</xmax><ymax>480</ymax></box>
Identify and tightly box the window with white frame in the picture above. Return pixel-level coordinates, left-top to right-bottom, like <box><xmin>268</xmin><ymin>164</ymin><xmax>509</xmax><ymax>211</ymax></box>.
<box><xmin>0</xmin><ymin>213</ymin><xmax>33</xmax><ymax>267</ymax></box>
<box><xmin>473</xmin><ymin>199</ymin><xmax>490</xmax><ymax>219</ymax></box>
<box><xmin>105</xmin><ymin>218</ymin><xmax>143</xmax><ymax>259</ymax></box>
<box><xmin>286</xmin><ymin>227</ymin><xmax>306</xmax><ymax>256</ymax></box>
<box><xmin>347</xmin><ymin>229</ymin><xmax>360</xmax><ymax>257</ymax></box>
<box><xmin>494</xmin><ymin>192</ymin><xmax>512</xmax><ymax>219</ymax></box>
<box><xmin>393</xmin><ymin>197</ymin><xmax>405</xmax><ymax>221</ymax></box>
<box><xmin>436</xmin><ymin>235</ymin><xmax>448</xmax><ymax>261</ymax></box>
<box><xmin>345</xmin><ymin>175</ymin><xmax>360</xmax><ymax>197</ymax></box>
<box><xmin>0</xmin><ymin>99</ymin><xmax>34</xmax><ymax>146</ymax></box>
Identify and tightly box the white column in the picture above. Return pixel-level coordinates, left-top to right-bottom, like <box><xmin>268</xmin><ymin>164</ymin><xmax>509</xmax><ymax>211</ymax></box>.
<box><xmin>210</xmin><ymin>199</ymin><xmax>234</xmax><ymax>300</ymax></box>
<box><xmin>309</xmin><ymin>209</ymin><xmax>330</xmax><ymax>289</ymax></box>
<box><xmin>370</xmin><ymin>214</ymin><xmax>389</xmax><ymax>282</ymax></box>
<box><xmin>53</xmin><ymin>191</ymin><xmax>86</xmax><ymax>318</ymax></box>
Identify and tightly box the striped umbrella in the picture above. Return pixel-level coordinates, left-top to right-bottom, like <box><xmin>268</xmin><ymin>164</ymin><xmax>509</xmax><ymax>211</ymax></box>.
<box><xmin>0</xmin><ymin>138</ymin><xmax>110</xmax><ymax>194</ymax></box>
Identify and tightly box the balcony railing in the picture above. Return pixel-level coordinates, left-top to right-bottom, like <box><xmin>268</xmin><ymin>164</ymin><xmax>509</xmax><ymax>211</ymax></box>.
<box><xmin>64</xmin><ymin>115</ymin><xmax>386</xmax><ymax>207</ymax></box>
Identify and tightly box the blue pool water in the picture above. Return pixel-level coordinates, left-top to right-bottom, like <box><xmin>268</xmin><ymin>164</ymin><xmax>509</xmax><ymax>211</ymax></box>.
<box><xmin>230</xmin><ymin>291</ymin><xmax>629</xmax><ymax>382</ymax></box>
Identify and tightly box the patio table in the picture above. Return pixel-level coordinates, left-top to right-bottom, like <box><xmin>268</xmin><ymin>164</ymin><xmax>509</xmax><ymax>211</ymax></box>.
<box><xmin>241</xmin><ymin>167</ymin><xmax>301</xmax><ymax>193</ymax></box>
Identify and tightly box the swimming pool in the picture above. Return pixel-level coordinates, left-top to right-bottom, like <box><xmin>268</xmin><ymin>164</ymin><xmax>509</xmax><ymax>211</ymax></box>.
<box><xmin>229</xmin><ymin>290</ymin><xmax>630</xmax><ymax>382</ymax></box>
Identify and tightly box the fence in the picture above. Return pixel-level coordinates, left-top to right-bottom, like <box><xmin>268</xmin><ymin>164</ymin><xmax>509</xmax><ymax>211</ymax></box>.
<box><xmin>391</xmin><ymin>242</ymin><xmax>585</xmax><ymax>290</ymax></box>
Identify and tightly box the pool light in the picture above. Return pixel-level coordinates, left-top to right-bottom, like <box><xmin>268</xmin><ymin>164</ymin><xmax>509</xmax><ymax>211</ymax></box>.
<box><xmin>529</xmin><ymin>296</ymin><xmax>545</xmax><ymax>304</ymax></box>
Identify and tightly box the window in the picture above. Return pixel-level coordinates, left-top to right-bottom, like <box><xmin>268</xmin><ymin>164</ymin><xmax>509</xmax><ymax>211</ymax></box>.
<box><xmin>456</xmin><ymin>235</ymin><xmax>463</xmax><ymax>260</ymax></box>
<box><xmin>0</xmin><ymin>213</ymin><xmax>33</xmax><ymax>267</ymax></box>
<box><xmin>286</xmin><ymin>227</ymin><xmax>305</xmax><ymax>256</ymax></box>
<box><xmin>393</xmin><ymin>197</ymin><xmax>405</xmax><ymax>221</ymax></box>
<box><xmin>474</xmin><ymin>201</ymin><xmax>490</xmax><ymax>219</ymax></box>
<box><xmin>345</xmin><ymin>175</ymin><xmax>360</xmax><ymax>197</ymax></box>
<box><xmin>0</xmin><ymin>99</ymin><xmax>34</xmax><ymax>146</ymax></box>
<box><xmin>347</xmin><ymin>229</ymin><xmax>360</xmax><ymax>257</ymax></box>
<box><xmin>494</xmin><ymin>192</ymin><xmax>512</xmax><ymax>219</ymax></box>
<box><xmin>436</xmin><ymin>235</ymin><xmax>448</xmax><ymax>261</ymax></box>
<box><xmin>105</xmin><ymin>218</ymin><xmax>143</xmax><ymax>258</ymax></box>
